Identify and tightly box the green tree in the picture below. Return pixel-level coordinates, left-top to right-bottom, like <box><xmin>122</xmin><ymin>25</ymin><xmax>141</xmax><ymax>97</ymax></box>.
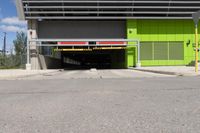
<box><xmin>13</xmin><ymin>32</ymin><xmax>27</xmax><ymax>55</ymax></box>
<box><xmin>13</xmin><ymin>32</ymin><xmax>27</xmax><ymax>67</ymax></box>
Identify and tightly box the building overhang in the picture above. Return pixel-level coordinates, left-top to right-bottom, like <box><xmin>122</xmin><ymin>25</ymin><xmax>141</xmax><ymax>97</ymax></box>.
<box><xmin>17</xmin><ymin>0</ymin><xmax>200</xmax><ymax>20</ymax></box>
<box><xmin>16</xmin><ymin>0</ymin><xmax>25</xmax><ymax>20</ymax></box>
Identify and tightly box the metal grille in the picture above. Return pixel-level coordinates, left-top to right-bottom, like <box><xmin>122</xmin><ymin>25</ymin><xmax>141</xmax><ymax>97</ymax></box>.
<box><xmin>154</xmin><ymin>42</ymin><xmax>168</xmax><ymax>60</ymax></box>
<box><xmin>140</xmin><ymin>42</ymin><xmax>153</xmax><ymax>60</ymax></box>
<box><xmin>141</xmin><ymin>41</ymin><xmax>184</xmax><ymax>60</ymax></box>
<box><xmin>16</xmin><ymin>0</ymin><xmax>200</xmax><ymax>20</ymax></box>
<box><xmin>169</xmin><ymin>42</ymin><xmax>184</xmax><ymax>60</ymax></box>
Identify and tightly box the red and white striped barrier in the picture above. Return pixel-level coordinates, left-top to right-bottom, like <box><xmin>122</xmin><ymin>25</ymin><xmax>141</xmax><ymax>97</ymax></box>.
<box><xmin>58</xmin><ymin>41</ymin><xmax>127</xmax><ymax>46</ymax></box>
<box><xmin>58</xmin><ymin>42</ymin><xmax>88</xmax><ymax>45</ymax></box>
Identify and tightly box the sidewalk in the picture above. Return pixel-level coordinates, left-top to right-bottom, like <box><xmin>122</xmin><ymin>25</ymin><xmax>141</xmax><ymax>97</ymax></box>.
<box><xmin>134</xmin><ymin>66</ymin><xmax>200</xmax><ymax>76</ymax></box>
<box><xmin>0</xmin><ymin>69</ymin><xmax>60</xmax><ymax>79</ymax></box>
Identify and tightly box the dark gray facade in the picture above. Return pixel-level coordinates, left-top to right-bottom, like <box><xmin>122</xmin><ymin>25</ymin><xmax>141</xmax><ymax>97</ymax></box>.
<box><xmin>38</xmin><ymin>21</ymin><xmax>126</xmax><ymax>39</ymax></box>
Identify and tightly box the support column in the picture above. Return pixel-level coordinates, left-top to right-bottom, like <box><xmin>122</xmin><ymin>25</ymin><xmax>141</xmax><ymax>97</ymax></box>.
<box><xmin>27</xmin><ymin>20</ymin><xmax>41</xmax><ymax>70</ymax></box>
<box><xmin>126</xmin><ymin>20</ymin><xmax>138</xmax><ymax>68</ymax></box>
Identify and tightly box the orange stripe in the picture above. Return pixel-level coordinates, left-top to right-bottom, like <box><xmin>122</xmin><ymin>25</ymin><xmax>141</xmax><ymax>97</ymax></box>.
<box><xmin>97</xmin><ymin>41</ymin><xmax>126</xmax><ymax>45</ymax></box>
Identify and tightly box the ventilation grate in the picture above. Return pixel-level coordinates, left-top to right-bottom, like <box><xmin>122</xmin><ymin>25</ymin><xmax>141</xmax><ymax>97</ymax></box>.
<box><xmin>141</xmin><ymin>41</ymin><xmax>184</xmax><ymax>61</ymax></box>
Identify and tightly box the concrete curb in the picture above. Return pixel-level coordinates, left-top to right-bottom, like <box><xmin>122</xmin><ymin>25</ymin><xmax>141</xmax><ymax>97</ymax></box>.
<box><xmin>134</xmin><ymin>68</ymin><xmax>198</xmax><ymax>77</ymax></box>
<box><xmin>17</xmin><ymin>70</ymin><xmax>62</xmax><ymax>79</ymax></box>
<box><xmin>0</xmin><ymin>69</ymin><xmax>62</xmax><ymax>80</ymax></box>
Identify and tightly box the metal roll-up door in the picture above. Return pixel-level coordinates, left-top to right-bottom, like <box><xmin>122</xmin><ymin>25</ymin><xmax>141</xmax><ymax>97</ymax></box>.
<box><xmin>38</xmin><ymin>21</ymin><xmax>126</xmax><ymax>39</ymax></box>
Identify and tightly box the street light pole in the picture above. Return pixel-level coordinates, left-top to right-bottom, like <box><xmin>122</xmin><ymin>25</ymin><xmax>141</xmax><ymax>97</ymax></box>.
<box><xmin>192</xmin><ymin>10</ymin><xmax>200</xmax><ymax>73</ymax></box>
<box><xmin>195</xmin><ymin>24</ymin><xmax>199</xmax><ymax>73</ymax></box>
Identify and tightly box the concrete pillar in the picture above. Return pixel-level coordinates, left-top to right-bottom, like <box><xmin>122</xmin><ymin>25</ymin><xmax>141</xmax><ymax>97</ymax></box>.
<box><xmin>27</xmin><ymin>20</ymin><xmax>41</xmax><ymax>70</ymax></box>
<box><xmin>126</xmin><ymin>20</ymin><xmax>138</xmax><ymax>68</ymax></box>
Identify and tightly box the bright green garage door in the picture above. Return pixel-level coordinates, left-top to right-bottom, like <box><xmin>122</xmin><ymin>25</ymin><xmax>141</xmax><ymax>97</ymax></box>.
<box><xmin>140</xmin><ymin>41</ymin><xmax>184</xmax><ymax>62</ymax></box>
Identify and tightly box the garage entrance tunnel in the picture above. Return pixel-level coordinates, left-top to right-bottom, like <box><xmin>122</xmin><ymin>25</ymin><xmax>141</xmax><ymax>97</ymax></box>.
<box><xmin>35</xmin><ymin>39</ymin><xmax>140</xmax><ymax>70</ymax></box>
<box><xmin>60</xmin><ymin>49</ymin><xmax>126</xmax><ymax>69</ymax></box>
<box><xmin>31</xmin><ymin>20</ymin><xmax>140</xmax><ymax>70</ymax></box>
<box><xmin>38</xmin><ymin>20</ymin><xmax>129</xmax><ymax>69</ymax></box>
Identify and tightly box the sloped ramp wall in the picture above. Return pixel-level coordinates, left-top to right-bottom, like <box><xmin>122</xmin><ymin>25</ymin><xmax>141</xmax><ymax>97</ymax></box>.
<box><xmin>38</xmin><ymin>55</ymin><xmax>62</xmax><ymax>69</ymax></box>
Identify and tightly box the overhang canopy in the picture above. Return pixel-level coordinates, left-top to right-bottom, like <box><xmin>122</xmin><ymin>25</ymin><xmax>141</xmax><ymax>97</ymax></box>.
<box><xmin>16</xmin><ymin>0</ymin><xmax>200</xmax><ymax>20</ymax></box>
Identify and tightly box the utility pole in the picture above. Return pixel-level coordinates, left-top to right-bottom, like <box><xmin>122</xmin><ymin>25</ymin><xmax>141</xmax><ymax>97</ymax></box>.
<box><xmin>195</xmin><ymin>24</ymin><xmax>199</xmax><ymax>73</ymax></box>
<box><xmin>3</xmin><ymin>32</ymin><xmax>6</xmax><ymax>57</ymax></box>
<box><xmin>192</xmin><ymin>11</ymin><xmax>200</xmax><ymax>73</ymax></box>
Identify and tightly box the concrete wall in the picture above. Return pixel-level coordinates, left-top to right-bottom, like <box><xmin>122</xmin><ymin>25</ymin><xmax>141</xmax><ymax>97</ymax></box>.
<box><xmin>38</xmin><ymin>55</ymin><xmax>62</xmax><ymax>69</ymax></box>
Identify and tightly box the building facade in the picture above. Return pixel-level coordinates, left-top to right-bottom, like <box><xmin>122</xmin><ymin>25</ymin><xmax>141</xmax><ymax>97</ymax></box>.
<box><xmin>16</xmin><ymin>0</ymin><xmax>200</xmax><ymax>69</ymax></box>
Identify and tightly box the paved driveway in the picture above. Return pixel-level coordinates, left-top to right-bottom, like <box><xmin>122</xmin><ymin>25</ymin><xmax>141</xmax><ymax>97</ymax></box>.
<box><xmin>0</xmin><ymin>74</ymin><xmax>199</xmax><ymax>133</ymax></box>
<box><xmin>21</xmin><ymin>69</ymin><xmax>172</xmax><ymax>80</ymax></box>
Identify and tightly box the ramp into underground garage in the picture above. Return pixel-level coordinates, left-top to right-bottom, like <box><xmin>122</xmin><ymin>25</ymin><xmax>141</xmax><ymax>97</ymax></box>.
<box><xmin>60</xmin><ymin>49</ymin><xmax>126</xmax><ymax>69</ymax></box>
<box><xmin>37</xmin><ymin>41</ymin><xmax>135</xmax><ymax>70</ymax></box>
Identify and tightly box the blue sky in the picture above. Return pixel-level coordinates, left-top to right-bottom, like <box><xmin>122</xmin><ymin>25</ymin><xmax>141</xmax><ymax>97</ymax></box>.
<box><xmin>0</xmin><ymin>0</ymin><xmax>27</xmax><ymax>52</ymax></box>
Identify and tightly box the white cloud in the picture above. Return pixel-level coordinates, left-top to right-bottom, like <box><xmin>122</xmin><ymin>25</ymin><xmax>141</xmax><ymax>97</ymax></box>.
<box><xmin>0</xmin><ymin>16</ymin><xmax>27</xmax><ymax>33</ymax></box>
<box><xmin>1</xmin><ymin>17</ymin><xmax>27</xmax><ymax>26</ymax></box>
<box><xmin>0</xmin><ymin>25</ymin><xmax>26</xmax><ymax>32</ymax></box>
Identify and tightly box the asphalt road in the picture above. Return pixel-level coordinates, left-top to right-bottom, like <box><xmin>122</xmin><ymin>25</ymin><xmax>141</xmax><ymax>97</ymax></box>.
<box><xmin>0</xmin><ymin>71</ymin><xmax>200</xmax><ymax>133</ymax></box>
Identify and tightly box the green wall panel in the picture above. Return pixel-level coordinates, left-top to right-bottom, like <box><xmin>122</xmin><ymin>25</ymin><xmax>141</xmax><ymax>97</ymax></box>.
<box><xmin>127</xmin><ymin>19</ymin><xmax>200</xmax><ymax>67</ymax></box>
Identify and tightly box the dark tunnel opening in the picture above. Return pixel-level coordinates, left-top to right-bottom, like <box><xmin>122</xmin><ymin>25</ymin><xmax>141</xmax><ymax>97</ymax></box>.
<box><xmin>61</xmin><ymin>50</ymin><xmax>126</xmax><ymax>70</ymax></box>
